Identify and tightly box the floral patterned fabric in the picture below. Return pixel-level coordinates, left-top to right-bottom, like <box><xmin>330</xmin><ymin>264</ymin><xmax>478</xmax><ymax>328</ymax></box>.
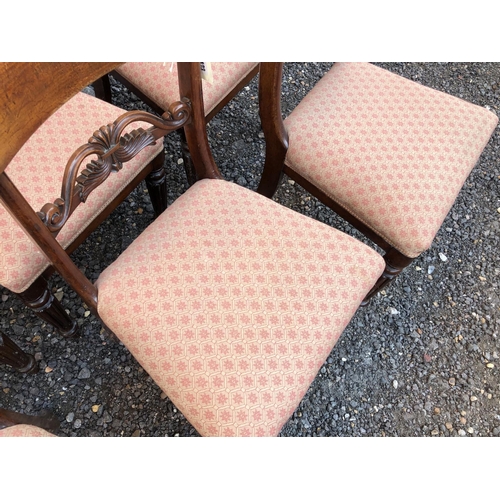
<box><xmin>0</xmin><ymin>91</ymin><xmax>163</xmax><ymax>293</ymax></box>
<box><xmin>116</xmin><ymin>63</ymin><xmax>258</xmax><ymax>115</ymax></box>
<box><xmin>284</xmin><ymin>62</ymin><xmax>498</xmax><ymax>258</ymax></box>
<box><xmin>0</xmin><ymin>424</ymin><xmax>56</xmax><ymax>437</ymax></box>
<box><xmin>96</xmin><ymin>179</ymin><xmax>385</xmax><ymax>436</ymax></box>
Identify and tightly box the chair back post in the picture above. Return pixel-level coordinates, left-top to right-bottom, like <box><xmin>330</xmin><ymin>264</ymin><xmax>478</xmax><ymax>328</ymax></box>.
<box><xmin>257</xmin><ymin>62</ymin><xmax>289</xmax><ymax>197</ymax></box>
<box><xmin>0</xmin><ymin>172</ymin><xmax>99</xmax><ymax>312</ymax></box>
<box><xmin>177</xmin><ymin>62</ymin><xmax>223</xmax><ymax>181</ymax></box>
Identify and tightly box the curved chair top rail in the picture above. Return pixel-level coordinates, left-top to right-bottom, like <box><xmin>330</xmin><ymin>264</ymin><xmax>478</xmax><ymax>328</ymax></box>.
<box><xmin>0</xmin><ymin>62</ymin><xmax>121</xmax><ymax>174</ymax></box>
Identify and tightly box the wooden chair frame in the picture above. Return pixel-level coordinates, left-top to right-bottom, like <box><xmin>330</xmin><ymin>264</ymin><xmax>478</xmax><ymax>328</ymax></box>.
<box><xmin>0</xmin><ymin>63</ymin><xmax>169</xmax><ymax>337</ymax></box>
<box><xmin>0</xmin><ymin>63</ymin><xmax>388</xmax><ymax>435</ymax></box>
<box><xmin>257</xmin><ymin>62</ymin><xmax>416</xmax><ymax>304</ymax></box>
<box><xmin>0</xmin><ymin>63</ymin><xmax>221</xmax><ymax>335</ymax></box>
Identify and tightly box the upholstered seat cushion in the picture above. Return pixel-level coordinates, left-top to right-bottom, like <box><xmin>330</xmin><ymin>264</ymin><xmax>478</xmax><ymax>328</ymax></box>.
<box><xmin>96</xmin><ymin>179</ymin><xmax>385</xmax><ymax>436</ymax></box>
<box><xmin>0</xmin><ymin>91</ymin><xmax>163</xmax><ymax>293</ymax></box>
<box><xmin>284</xmin><ymin>62</ymin><xmax>498</xmax><ymax>258</ymax></box>
<box><xmin>0</xmin><ymin>424</ymin><xmax>56</xmax><ymax>437</ymax></box>
<box><xmin>116</xmin><ymin>63</ymin><xmax>258</xmax><ymax>116</ymax></box>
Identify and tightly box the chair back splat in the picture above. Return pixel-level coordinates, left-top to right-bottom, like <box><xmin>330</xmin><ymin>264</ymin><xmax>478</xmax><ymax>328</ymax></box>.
<box><xmin>0</xmin><ymin>65</ymin><xmax>196</xmax><ymax>315</ymax></box>
<box><xmin>0</xmin><ymin>63</ymin><xmax>387</xmax><ymax>436</ymax></box>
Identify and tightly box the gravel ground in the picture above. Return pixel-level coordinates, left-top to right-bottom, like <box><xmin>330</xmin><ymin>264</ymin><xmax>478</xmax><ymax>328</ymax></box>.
<box><xmin>1</xmin><ymin>62</ymin><xmax>499</xmax><ymax>438</ymax></box>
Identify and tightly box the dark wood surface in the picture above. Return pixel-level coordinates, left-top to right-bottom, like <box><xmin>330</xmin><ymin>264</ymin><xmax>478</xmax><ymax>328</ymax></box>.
<box><xmin>0</xmin><ymin>331</ymin><xmax>38</xmax><ymax>374</ymax></box>
<box><xmin>0</xmin><ymin>63</ymin><xmax>121</xmax><ymax>175</ymax></box>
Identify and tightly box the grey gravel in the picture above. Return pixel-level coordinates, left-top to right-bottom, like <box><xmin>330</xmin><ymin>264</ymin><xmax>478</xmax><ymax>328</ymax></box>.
<box><xmin>1</xmin><ymin>63</ymin><xmax>500</xmax><ymax>437</ymax></box>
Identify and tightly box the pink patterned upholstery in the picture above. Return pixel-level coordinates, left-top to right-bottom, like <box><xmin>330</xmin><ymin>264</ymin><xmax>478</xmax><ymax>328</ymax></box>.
<box><xmin>0</xmin><ymin>91</ymin><xmax>163</xmax><ymax>293</ymax></box>
<box><xmin>96</xmin><ymin>179</ymin><xmax>385</xmax><ymax>436</ymax></box>
<box><xmin>284</xmin><ymin>62</ymin><xmax>498</xmax><ymax>258</ymax></box>
<box><xmin>0</xmin><ymin>424</ymin><xmax>56</xmax><ymax>437</ymax></box>
<box><xmin>116</xmin><ymin>63</ymin><xmax>258</xmax><ymax>115</ymax></box>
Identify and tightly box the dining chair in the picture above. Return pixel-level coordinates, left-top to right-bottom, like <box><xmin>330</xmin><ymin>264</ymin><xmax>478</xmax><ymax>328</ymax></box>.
<box><xmin>0</xmin><ymin>329</ymin><xmax>38</xmax><ymax>374</ymax></box>
<box><xmin>0</xmin><ymin>63</ymin><xmax>168</xmax><ymax>338</ymax></box>
<box><xmin>94</xmin><ymin>62</ymin><xmax>259</xmax><ymax>184</ymax></box>
<box><xmin>0</xmin><ymin>62</ymin><xmax>386</xmax><ymax>436</ymax></box>
<box><xmin>257</xmin><ymin>63</ymin><xmax>498</xmax><ymax>303</ymax></box>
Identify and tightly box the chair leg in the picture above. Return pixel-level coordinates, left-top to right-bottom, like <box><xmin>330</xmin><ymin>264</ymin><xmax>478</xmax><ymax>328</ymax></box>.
<box><xmin>145</xmin><ymin>148</ymin><xmax>168</xmax><ymax>217</ymax></box>
<box><xmin>17</xmin><ymin>276</ymin><xmax>78</xmax><ymax>338</ymax></box>
<box><xmin>0</xmin><ymin>332</ymin><xmax>38</xmax><ymax>374</ymax></box>
<box><xmin>0</xmin><ymin>407</ymin><xmax>59</xmax><ymax>431</ymax></box>
<box><xmin>361</xmin><ymin>248</ymin><xmax>414</xmax><ymax>306</ymax></box>
<box><xmin>178</xmin><ymin>128</ymin><xmax>198</xmax><ymax>186</ymax></box>
<box><xmin>92</xmin><ymin>74</ymin><xmax>113</xmax><ymax>103</ymax></box>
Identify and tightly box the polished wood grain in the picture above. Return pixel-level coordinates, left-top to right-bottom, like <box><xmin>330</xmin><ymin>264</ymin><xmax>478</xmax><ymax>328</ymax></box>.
<box><xmin>0</xmin><ymin>63</ymin><xmax>121</xmax><ymax>174</ymax></box>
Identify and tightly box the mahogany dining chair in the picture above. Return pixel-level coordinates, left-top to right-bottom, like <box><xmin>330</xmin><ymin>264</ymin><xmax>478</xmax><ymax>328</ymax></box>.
<box><xmin>257</xmin><ymin>63</ymin><xmax>498</xmax><ymax>303</ymax></box>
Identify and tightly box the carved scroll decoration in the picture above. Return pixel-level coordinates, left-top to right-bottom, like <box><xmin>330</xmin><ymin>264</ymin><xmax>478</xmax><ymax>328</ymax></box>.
<box><xmin>37</xmin><ymin>99</ymin><xmax>191</xmax><ymax>233</ymax></box>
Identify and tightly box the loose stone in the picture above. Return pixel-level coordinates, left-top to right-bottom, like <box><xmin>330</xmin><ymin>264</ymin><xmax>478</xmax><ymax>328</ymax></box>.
<box><xmin>78</xmin><ymin>367</ymin><xmax>91</xmax><ymax>379</ymax></box>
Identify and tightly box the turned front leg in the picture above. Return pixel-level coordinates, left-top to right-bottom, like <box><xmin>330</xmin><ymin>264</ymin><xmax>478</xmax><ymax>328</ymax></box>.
<box><xmin>0</xmin><ymin>332</ymin><xmax>38</xmax><ymax>374</ymax></box>
<box><xmin>17</xmin><ymin>276</ymin><xmax>78</xmax><ymax>338</ymax></box>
